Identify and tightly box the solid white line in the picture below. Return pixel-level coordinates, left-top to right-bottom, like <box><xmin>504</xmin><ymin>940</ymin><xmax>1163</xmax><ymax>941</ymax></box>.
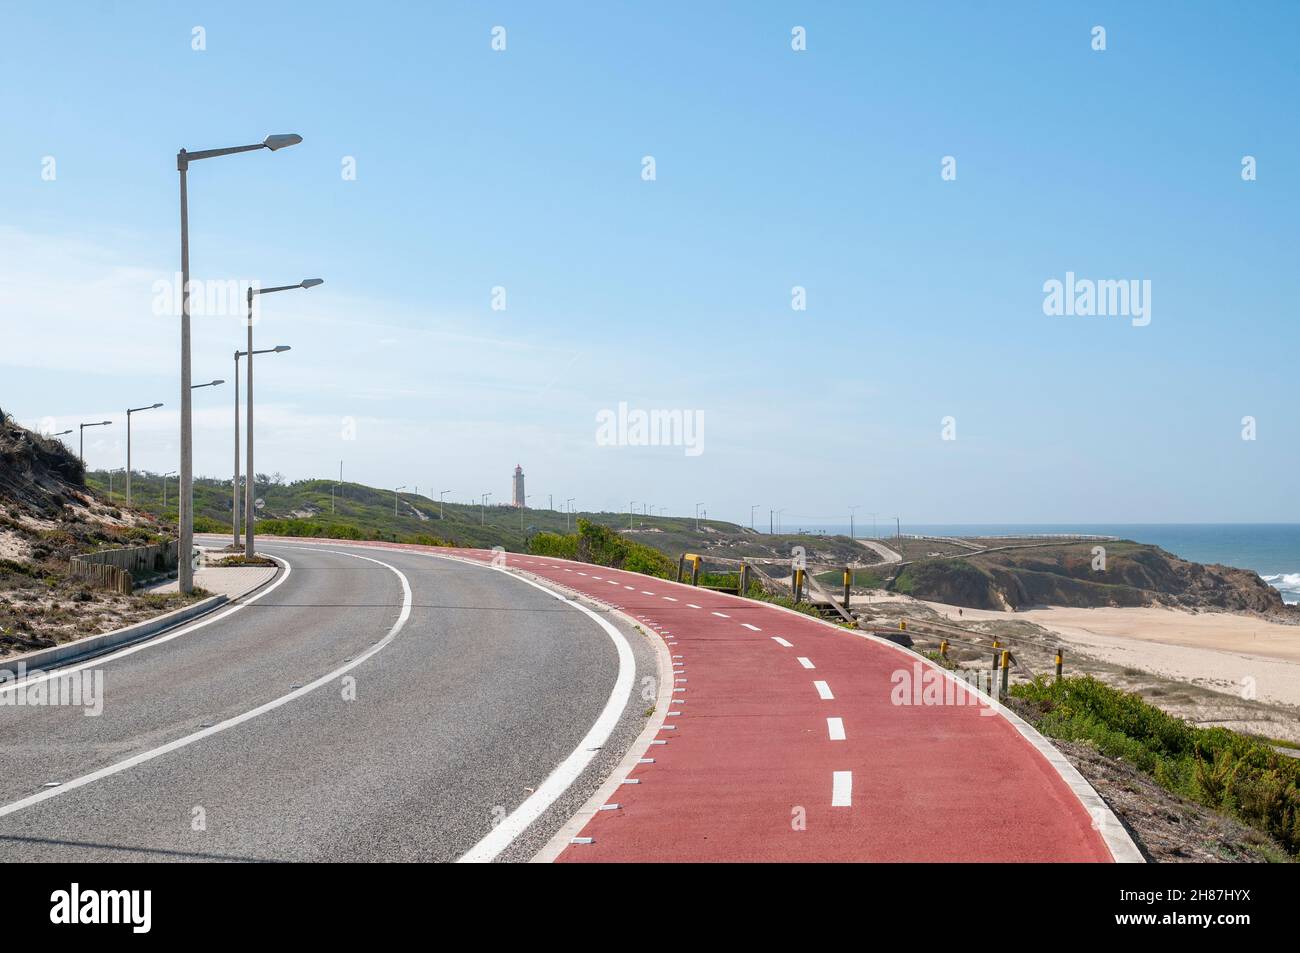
<box><xmin>772</xmin><ymin>637</ymin><xmax>793</xmax><ymax>648</ymax></box>
<box><xmin>740</xmin><ymin>623</ymin><xmax>761</xmax><ymax>631</ymax></box>
<box><xmin>832</xmin><ymin>770</ymin><xmax>853</xmax><ymax>806</ymax></box>
<box><xmin>0</xmin><ymin>554</ymin><xmax>294</xmax><ymax>695</ymax></box>
<box><xmin>797</xmin><ymin>657</ymin><xmax>815</xmax><ymax>669</ymax></box>
<box><xmin>814</xmin><ymin>680</ymin><xmax>834</xmax><ymax>700</ymax></box>
<box><xmin>0</xmin><ymin>549</ymin><xmax>410</xmax><ymax>822</ymax></box>
<box><xmin>457</xmin><ymin>565</ymin><xmax>636</xmax><ymax>863</ymax></box>
<box><xmin>827</xmin><ymin>717</ymin><xmax>846</xmax><ymax>741</ymax></box>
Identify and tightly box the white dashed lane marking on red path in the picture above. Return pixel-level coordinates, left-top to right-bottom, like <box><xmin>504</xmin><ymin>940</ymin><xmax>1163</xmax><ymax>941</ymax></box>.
<box><xmin>814</xmin><ymin>680</ymin><xmax>834</xmax><ymax>700</ymax></box>
<box><xmin>832</xmin><ymin>771</ymin><xmax>853</xmax><ymax>807</ymax></box>
<box><xmin>797</xmin><ymin>657</ymin><xmax>815</xmax><ymax>669</ymax></box>
<box><xmin>827</xmin><ymin>717</ymin><xmax>846</xmax><ymax>741</ymax></box>
<box><xmin>772</xmin><ymin>637</ymin><xmax>793</xmax><ymax>647</ymax></box>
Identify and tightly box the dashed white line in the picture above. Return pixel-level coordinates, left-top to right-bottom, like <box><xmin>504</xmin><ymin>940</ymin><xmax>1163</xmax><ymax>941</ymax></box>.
<box><xmin>740</xmin><ymin>623</ymin><xmax>761</xmax><ymax>631</ymax></box>
<box><xmin>686</xmin><ymin>604</ymin><xmax>702</xmax><ymax>609</ymax></box>
<box><xmin>772</xmin><ymin>637</ymin><xmax>793</xmax><ymax>648</ymax></box>
<box><xmin>797</xmin><ymin>657</ymin><xmax>815</xmax><ymax>669</ymax></box>
<box><xmin>662</xmin><ymin>596</ymin><xmax>678</xmax><ymax>602</ymax></box>
<box><xmin>827</xmin><ymin>717</ymin><xmax>846</xmax><ymax>741</ymax></box>
<box><xmin>814</xmin><ymin>680</ymin><xmax>834</xmax><ymax>700</ymax></box>
<box><xmin>832</xmin><ymin>770</ymin><xmax>853</xmax><ymax>807</ymax></box>
<box><xmin>711</xmin><ymin>611</ymin><xmax>730</xmax><ymax>618</ymax></box>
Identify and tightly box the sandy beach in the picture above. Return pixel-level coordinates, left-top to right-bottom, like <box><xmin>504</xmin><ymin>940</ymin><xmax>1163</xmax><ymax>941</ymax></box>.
<box><xmin>918</xmin><ymin>600</ymin><xmax>1300</xmax><ymax>709</ymax></box>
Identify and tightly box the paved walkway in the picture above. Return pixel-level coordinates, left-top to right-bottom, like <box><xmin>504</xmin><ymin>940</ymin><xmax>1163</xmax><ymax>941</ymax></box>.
<box><xmin>147</xmin><ymin>562</ymin><xmax>277</xmax><ymax>600</ymax></box>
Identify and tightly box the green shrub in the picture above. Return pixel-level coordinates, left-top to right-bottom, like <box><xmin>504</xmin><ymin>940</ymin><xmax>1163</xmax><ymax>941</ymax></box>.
<box><xmin>527</xmin><ymin>519</ymin><xmax>674</xmax><ymax>579</ymax></box>
<box><xmin>1013</xmin><ymin>675</ymin><xmax>1300</xmax><ymax>856</ymax></box>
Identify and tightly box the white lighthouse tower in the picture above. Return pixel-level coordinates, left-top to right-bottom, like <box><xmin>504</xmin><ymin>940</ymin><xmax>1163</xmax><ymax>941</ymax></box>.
<box><xmin>512</xmin><ymin>464</ymin><xmax>525</xmax><ymax>508</ymax></box>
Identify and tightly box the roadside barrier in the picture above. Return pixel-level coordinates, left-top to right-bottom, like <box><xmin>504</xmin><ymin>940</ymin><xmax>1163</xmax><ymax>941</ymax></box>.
<box><xmin>69</xmin><ymin>540</ymin><xmax>179</xmax><ymax>594</ymax></box>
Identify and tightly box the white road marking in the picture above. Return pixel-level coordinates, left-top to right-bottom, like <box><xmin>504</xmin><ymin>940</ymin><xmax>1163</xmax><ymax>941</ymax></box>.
<box><xmin>641</xmin><ymin>591</ymin><xmax>655</xmax><ymax>596</ymax></box>
<box><xmin>797</xmin><ymin>657</ymin><xmax>815</xmax><ymax>669</ymax></box>
<box><xmin>740</xmin><ymin>623</ymin><xmax>761</xmax><ymax>631</ymax></box>
<box><xmin>711</xmin><ymin>611</ymin><xmax>730</xmax><ymax>618</ymax></box>
<box><xmin>827</xmin><ymin>717</ymin><xmax>846</xmax><ymax>741</ymax></box>
<box><xmin>0</xmin><ymin>553</ymin><xmax>294</xmax><ymax>695</ymax></box>
<box><xmin>686</xmin><ymin>603</ymin><xmax>702</xmax><ymax>609</ymax></box>
<box><xmin>832</xmin><ymin>770</ymin><xmax>853</xmax><ymax>807</ymax></box>
<box><xmin>662</xmin><ymin>596</ymin><xmax>678</xmax><ymax>602</ymax></box>
<box><xmin>0</xmin><ymin>549</ymin><xmax>408</xmax><ymax>822</ymax></box>
<box><xmin>456</xmin><ymin>559</ymin><xmax>636</xmax><ymax>863</ymax></box>
<box><xmin>625</xmin><ymin>586</ymin><xmax>636</xmax><ymax>590</ymax></box>
<box><xmin>772</xmin><ymin>637</ymin><xmax>793</xmax><ymax>647</ymax></box>
<box><xmin>814</xmin><ymin>680</ymin><xmax>834</xmax><ymax>700</ymax></box>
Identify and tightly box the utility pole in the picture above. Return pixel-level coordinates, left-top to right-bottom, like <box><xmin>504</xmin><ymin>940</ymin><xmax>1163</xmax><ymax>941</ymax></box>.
<box><xmin>849</xmin><ymin>504</ymin><xmax>859</xmax><ymax>540</ymax></box>
<box><xmin>440</xmin><ymin>490</ymin><xmax>449</xmax><ymax>519</ymax></box>
<box><xmin>894</xmin><ymin>516</ymin><xmax>901</xmax><ymax>539</ymax></box>
<box><xmin>630</xmin><ymin>502</ymin><xmax>637</xmax><ymax>530</ymax></box>
<box><xmin>695</xmin><ymin>502</ymin><xmax>704</xmax><ymax>532</ymax></box>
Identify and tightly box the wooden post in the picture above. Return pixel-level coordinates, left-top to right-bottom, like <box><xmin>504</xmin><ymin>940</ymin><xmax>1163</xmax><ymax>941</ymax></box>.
<box><xmin>939</xmin><ymin>639</ymin><xmax>949</xmax><ymax>660</ymax></box>
<box><xmin>677</xmin><ymin>555</ymin><xmax>685</xmax><ymax>584</ymax></box>
<box><xmin>739</xmin><ymin>562</ymin><xmax>751</xmax><ymax>596</ymax></box>
<box><xmin>842</xmin><ymin>568</ymin><xmax>851</xmax><ymax>609</ymax></box>
<box><xmin>793</xmin><ymin>568</ymin><xmax>804</xmax><ymax>603</ymax></box>
<box><xmin>991</xmin><ymin>638</ymin><xmax>1001</xmax><ymax>672</ymax></box>
<box><xmin>1055</xmin><ymin>647</ymin><xmax>1064</xmax><ymax>681</ymax></box>
<box><xmin>1000</xmin><ymin>650</ymin><xmax>1010</xmax><ymax>694</ymax></box>
<box><xmin>690</xmin><ymin>557</ymin><xmax>701</xmax><ymax>586</ymax></box>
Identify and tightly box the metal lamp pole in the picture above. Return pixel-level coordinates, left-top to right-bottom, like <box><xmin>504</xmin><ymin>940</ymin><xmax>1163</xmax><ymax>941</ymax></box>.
<box><xmin>233</xmin><ymin>347</ymin><xmax>288</xmax><ymax>545</ymax></box>
<box><xmin>125</xmin><ymin>403</ymin><xmax>163</xmax><ymax>503</ymax></box>
<box><xmin>439</xmin><ymin>490</ymin><xmax>450</xmax><ymax>519</ymax></box>
<box><xmin>245</xmin><ymin>281</ymin><xmax>319</xmax><ymax>559</ymax></box>
<box><xmin>566</xmin><ymin>498</ymin><xmax>575</xmax><ymax>532</ymax></box>
<box><xmin>178</xmin><ymin>133</ymin><xmax>304</xmax><ymax>591</ymax></box>
<box><xmin>395</xmin><ymin>485</ymin><xmax>406</xmax><ymax>517</ymax></box>
<box><xmin>78</xmin><ymin>420</ymin><xmax>112</xmax><ymax>465</ymax></box>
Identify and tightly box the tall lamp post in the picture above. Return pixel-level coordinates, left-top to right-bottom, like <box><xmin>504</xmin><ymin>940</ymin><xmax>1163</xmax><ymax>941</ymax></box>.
<box><xmin>233</xmin><ymin>346</ymin><xmax>289</xmax><ymax>545</ymax></box>
<box><xmin>395</xmin><ymin>485</ymin><xmax>407</xmax><ymax>517</ymax></box>
<box><xmin>439</xmin><ymin>490</ymin><xmax>450</xmax><ymax>519</ymax></box>
<box><xmin>245</xmin><ymin>281</ymin><xmax>320</xmax><ymax>558</ymax></box>
<box><xmin>849</xmin><ymin>505</ymin><xmax>860</xmax><ymax>540</ymax></box>
<box><xmin>481</xmin><ymin>493</ymin><xmax>491</xmax><ymax>525</ymax></box>
<box><xmin>125</xmin><ymin>403</ymin><xmax>163</xmax><ymax>503</ymax></box>
<box><xmin>162</xmin><ymin>471</ymin><xmax>177</xmax><ymax>510</ymax></box>
<box><xmin>177</xmin><ymin>132</ymin><xmax>304</xmax><ymax>592</ymax></box>
<box><xmin>566</xmin><ymin>498</ymin><xmax>575</xmax><ymax>532</ymax></box>
<box><xmin>78</xmin><ymin>420</ymin><xmax>112</xmax><ymax>464</ymax></box>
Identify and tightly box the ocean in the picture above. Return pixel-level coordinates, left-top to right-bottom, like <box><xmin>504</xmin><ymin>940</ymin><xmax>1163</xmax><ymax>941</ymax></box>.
<box><xmin>793</xmin><ymin>523</ymin><xmax>1300</xmax><ymax>605</ymax></box>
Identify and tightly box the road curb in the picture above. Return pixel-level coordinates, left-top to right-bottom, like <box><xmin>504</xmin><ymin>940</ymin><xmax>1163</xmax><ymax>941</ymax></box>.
<box><xmin>0</xmin><ymin>594</ymin><xmax>229</xmax><ymax>675</ymax></box>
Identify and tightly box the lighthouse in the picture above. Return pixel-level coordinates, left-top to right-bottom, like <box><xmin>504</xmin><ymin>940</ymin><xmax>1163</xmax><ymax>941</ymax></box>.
<box><xmin>512</xmin><ymin>464</ymin><xmax>525</xmax><ymax>508</ymax></box>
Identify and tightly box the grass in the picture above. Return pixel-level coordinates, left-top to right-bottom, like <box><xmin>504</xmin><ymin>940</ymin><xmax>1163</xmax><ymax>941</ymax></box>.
<box><xmin>1013</xmin><ymin>675</ymin><xmax>1300</xmax><ymax>857</ymax></box>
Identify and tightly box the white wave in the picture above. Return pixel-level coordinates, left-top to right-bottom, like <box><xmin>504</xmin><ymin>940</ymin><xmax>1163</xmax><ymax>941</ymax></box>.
<box><xmin>1262</xmin><ymin>573</ymin><xmax>1300</xmax><ymax>604</ymax></box>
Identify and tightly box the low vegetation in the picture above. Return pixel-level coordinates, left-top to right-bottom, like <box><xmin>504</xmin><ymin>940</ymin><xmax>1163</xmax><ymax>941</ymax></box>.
<box><xmin>529</xmin><ymin>519</ymin><xmax>676</xmax><ymax>578</ymax></box>
<box><xmin>1012</xmin><ymin>676</ymin><xmax>1300</xmax><ymax>858</ymax></box>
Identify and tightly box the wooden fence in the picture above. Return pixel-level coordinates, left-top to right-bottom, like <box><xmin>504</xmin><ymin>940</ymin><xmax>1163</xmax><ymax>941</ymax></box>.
<box><xmin>69</xmin><ymin>540</ymin><xmax>179</xmax><ymax>595</ymax></box>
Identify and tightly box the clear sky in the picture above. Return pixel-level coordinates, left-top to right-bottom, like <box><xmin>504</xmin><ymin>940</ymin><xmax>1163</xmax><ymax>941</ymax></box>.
<box><xmin>2</xmin><ymin>2</ymin><xmax>1297</xmax><ymax>525</ymax></box>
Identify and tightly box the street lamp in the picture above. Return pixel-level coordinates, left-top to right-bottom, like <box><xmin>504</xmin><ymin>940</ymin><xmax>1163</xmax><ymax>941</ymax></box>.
<box><xmin>751</xmin><ymin>503</ymin><xmax>759</xmax><ymax>531</ymax></box>
<box><xmin>395</xmin><ymin>485</ymin><xmax>407</xmax><ymax>517</ymax></box>
<box><xmin>124</xmin><ymin>403</ymin><xmax>163</xmax><ymax>504</ymax></box>
<box><xmin>78</xmin><ymin>420</ymin><xmax>112</xmax><ymax>464</ymax></box>
<box><xmin>177</xmin><ymin>132</ymin><xmax>304</xmax><ymax>592</ymax></box>
<box><xmin>630</xmin><ymin>501</ymin><xmax>637</xmax><ymax>530</ymax></box>
<box><xmin>849</xmin><ymin>505</ymin><xmax>860</xmax><ymax>540</ymax></box>
<box><xmin>439</xmin><ymin>490</ymin><xmax>450</xmax><ymax>519</ymax></box>
<box><xmin>162</xmin><ymin>471</ymin><xmax>177</xmax><ymax>510</ymax></box>
<box><xmin>566</xmin><ymin>498</ymin><xmax>575</xmax><ymax>532</ymax></box>
<box><xmin>695</xmin><ymin>502</ymin><xmax>704</xmax><ymax>531</ymax></box>
<box><xmin>233</xmin><ymin>345</ymin><xmax>290</xmax><ymax>546</ymax></box>
<box><xmin>245</xmin><ymin>281</ymin><xmax>320</xmax><ymax>558</ymax></box>
<box><xmin>481</xmin><ymin>492</ymin><xmax>491</xmax><ymax>524</ymax></box>
<box><xmin>107</xmin><ymin>467</ymin><xmax>125</xmax><ymax>502</ymax></box>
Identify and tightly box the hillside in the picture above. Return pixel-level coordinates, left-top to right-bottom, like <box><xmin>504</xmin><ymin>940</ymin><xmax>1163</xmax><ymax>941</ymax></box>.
<box><xmin>85</xmin><ymin>470</ymin><xmax>873</xmax><ymax>564</ymax></box>
<box><xmin>0</xmin><ymin>411</ymin><xmax>196</xmax><ymax>655</ymax></box>
<box><xmin>891</xmin><ymin>541</ymin><xmax>1297</xmax><ymax>619</ymax></box>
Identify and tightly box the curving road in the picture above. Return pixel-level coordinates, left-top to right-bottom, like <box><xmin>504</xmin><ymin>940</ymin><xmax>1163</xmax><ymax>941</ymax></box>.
<box><xmin>0</xmin><ymin>541</ymin><xmax>648</xmax><ymax>862</ymax></box>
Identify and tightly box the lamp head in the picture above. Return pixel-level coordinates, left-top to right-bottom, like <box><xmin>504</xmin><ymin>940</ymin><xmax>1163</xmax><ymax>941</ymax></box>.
<box><xmin>263</xmin><ymin>134</ymin><xmax>303</xmax><ymax>152</ymax></box>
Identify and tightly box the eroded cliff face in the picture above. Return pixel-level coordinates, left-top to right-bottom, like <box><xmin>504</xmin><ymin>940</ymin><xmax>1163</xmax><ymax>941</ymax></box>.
<box><xmin>893</xmin><ymin>542</ymin><xmax>1297</xmax><ymax>618</ymax></box>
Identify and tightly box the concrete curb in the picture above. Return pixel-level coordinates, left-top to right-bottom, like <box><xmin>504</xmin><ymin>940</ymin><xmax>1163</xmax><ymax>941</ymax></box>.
<box><xmin>0</xmin><ymin>594</ymin><xmax>229</xmax><ymax>675</ymax></box>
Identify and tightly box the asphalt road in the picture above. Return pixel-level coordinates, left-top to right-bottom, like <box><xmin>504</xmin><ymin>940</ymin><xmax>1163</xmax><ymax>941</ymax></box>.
<box><xmin>0</xmin><ymin>541</ymin><xmax>649</xmax><ymax>861</ymax></box>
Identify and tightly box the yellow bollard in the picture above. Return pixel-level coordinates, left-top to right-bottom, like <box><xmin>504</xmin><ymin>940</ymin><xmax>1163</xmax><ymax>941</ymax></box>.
<box><xmin>899</xmin><ymin>620</ymin><xmax>907</xmax><ymax>631</ymax></box>
<box><xmin>1000</xmin><ymin>649</ymin><xmax>1011</xmax><ymax>694</ymax></box>
<box><xmin>939</xmin><ymin>639</ymin><xmax>949</xmax><ymax>660</ymax></box>
<box><xmin>1055</xmin><ymin>648</ymin><xmax>1064</xmax><ymax>681</ymax></box>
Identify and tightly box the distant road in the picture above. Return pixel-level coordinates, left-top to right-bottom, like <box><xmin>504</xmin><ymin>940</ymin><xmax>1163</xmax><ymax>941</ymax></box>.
<box><xmin>856</xmin><ymin>539</ymin><xmax>903</xmax><ymax>564</ymax></box>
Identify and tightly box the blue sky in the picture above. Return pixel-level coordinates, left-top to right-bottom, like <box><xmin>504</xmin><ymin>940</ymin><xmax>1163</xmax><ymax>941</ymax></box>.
<box><xmin>1</xmin><ymin>2</ymin><xmax>1297</xmax><ymax>525</ymax></box>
